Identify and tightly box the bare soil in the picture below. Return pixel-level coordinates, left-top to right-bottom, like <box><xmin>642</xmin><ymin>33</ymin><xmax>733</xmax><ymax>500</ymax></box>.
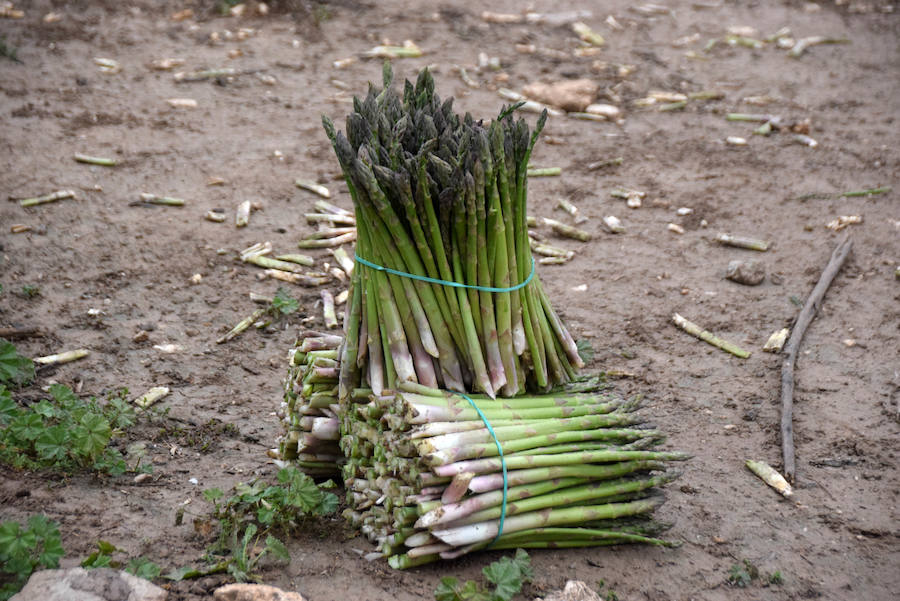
<box><xmin>1</xmin><ymin>1</ymin><xmax>898</xmax><ymax>600</ymax></box>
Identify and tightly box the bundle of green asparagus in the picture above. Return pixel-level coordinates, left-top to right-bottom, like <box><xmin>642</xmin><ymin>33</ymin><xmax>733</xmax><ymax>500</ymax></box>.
<box><xmin>322</xmin><ymin>65</ymin><xmax>583</xmax><ymax>399</ymax></box>
<box><xmin>338</xmin><ymin>380</ymin><xmax>689</xmax><ymax>568</ymax></box>
<box><xmin>277</xmin><ymin>333</ymin><xmax>345</xmax><ymax>477</ymax></box>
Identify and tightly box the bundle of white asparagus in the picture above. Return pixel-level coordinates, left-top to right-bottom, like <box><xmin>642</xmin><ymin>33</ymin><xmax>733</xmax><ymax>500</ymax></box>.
<box><xmin>277</xmin><ymin>333</ymin><xmax>345</xmax><ymax>477</ymax></box>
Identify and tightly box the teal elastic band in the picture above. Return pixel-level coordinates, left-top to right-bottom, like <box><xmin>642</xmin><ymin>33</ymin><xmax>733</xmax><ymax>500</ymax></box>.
<box><xmin>454</xmin><ymin>392</ymin><xmax>507</xmax><ymax>546</ymax></box>
<box><xmin>354</xmin><ymin>255</ymin><xmax>535</xmax><ymax>293</ymax></box>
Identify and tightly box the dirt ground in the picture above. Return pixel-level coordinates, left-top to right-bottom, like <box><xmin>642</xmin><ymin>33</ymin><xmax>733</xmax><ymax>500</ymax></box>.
<box><xmin>1</xmin><ymin>1</ymin><xmax>898</xmax><ymax>599</ymax></box>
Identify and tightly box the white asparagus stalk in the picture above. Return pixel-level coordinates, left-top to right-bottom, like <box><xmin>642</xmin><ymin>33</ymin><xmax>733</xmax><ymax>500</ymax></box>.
<box><xmin>432</xmin><ymin>499</ymin><xmax>662</xmax><ymax>547</ymax></box>
<box><xmin>442</xmin><ymin>472</ymin><xmax>475</xmax><ymax>504</ymax></box>
<box><xmin>275</xmin><ymin>254</ymin><xmax>315</xmax><ymax>267</ymax></box>
<box><xmin>133</xmin><ymin>386</ymin><xmax>170</xmax><ymax>410</ymax></box>
<box><xmin>362</xmin><ymin>41</ymin><xmax>423</xmax><ymax>59</ymax></box>
<box><xmin>217</xmin><ymin>308</ymin><xmax>267</xmax><ymax>343</ymax></box>
<box><xmin>308</xmin><ymin>226</ymin><xmax>357</xmax><ymax>239</ymax></box>
<box><xmin>530</xmin><ymin>238</ymin><xmax>574</xmax><ymax>259</ymax></box>
<box><xmin>305</xmin><ymin>213</ymin><xmax>357</xmax><ymax>225</ymax></box>
<box><xmin>334</xmin><ymin>289</ymin><xmax>349</xmax><ymax>305</ymax></box>
<box><xmin>322</xmin><ymin>290</ymin><xmax>339</xmax><ymax>329</ymax></box>
<box><xmin>249</xmin><ymin>292</ymin><xmax>273</xmax><ymax>304</ymax></box>
<box><xmin>266</xmin><ymin>269</ymin><xmax>331</xmax><ymax>286</ymax></box>
<box><xmin>788</xmin><ymin>36</ymin><xmax>850</xmax><ymax>58</ymax></box>
<box><xmin>556</xmin><ymin>198</ymin><xmax>578</xmax><ymax>217</ymax></box>
<box><xmin>240</xmin><ymin>241</ymin><xmax>272</xmax><ymax>260</ymax></box>
<box><xmin>603</xmin><ymin>215</ymin><xmax>625</xmax><ymax>233</ymax></box>
<box><xmin>166</xmin><ymin>98</ymin><xmax>198</xmax><ymax>108</ymax></box>
<box><xmin>314</xmin><ymin>199</ymin><xmax>353</xmax><ymax>217</ymax></box>
<box><xmin>294</xmin><ymin>179</ymin><xmax>331</xmax><ymax>198</ymax></box>
<box><xmin>94</xmin><ymin>57</ymin><xmax>121</xmax><ymax>73</ymax></box>
<box><xmin>139</xmin><ymin>193</ymin><xmax>185</xmax><ymax>206</ymax></box>
<box><xmin>19</xmin><ymin>189</ymin><xmax>77</xmax><ymax>207</ymax></box>
<box><xmin>542</xmin><ymin>217</ymin><xmax>591</xmax><ymax>241</ymax></box>
<box><xmin>406</xmin><ymin>543</ymin><xmax>454</xmax><ymax>558</ymax></box>
<box><xmin>235</xmin><ymin>200</ymin><xmax>251</xmax><ymax>227</ymax></box>
<box><xmin>33</xmin><ymin>349</ymin><xmax>90</xmax><ymax>365</ymax></box>
<box><xmin>715</xmin><ymin>233</ymin><xmax>769</xmax><ymax>251</ymax></box>
<box><xmin>74</xmin><ymin>153</ymin><xmax>116</xmax><ymax>166</ymax></box>
<box><xmin>672</xmin><ymin>313</ymin><xmax>751</xmax><ymax>358</ymax></box>
<box><xmin>572</xmin><ymin>21</ymin><xmax>604</xmax><ymax>46</ymax></box>
<box><xmin>539</xmin><ymin>257</ymin><xmax>571</xmax><ymax>265</ymax></box>
<box><xmin>297</xmin><ymin>231</ymin><xmax>357</xmax><ymax>248</ymax></box>
<box><xmin>404</xmin><ymin>532</ymin><xmax>439</xmax><ymax>548</ymax></box>
<box><xmin>329</xmin><ymin>247</ymin><xmax>355</xmax><ymax>277</ymax></box>
<box><xmin>174</xmin><ymin>67</ymin><xmax>238</xmax><ymax>82</ymax></box>
<box><xmin>205</xmin><ymin>209</ymin><xmax>227</xmax><ymax>222</ymax></box>
<box><xmin>310</xmin><ymin>416</ymin><xmax>340</xmax><ymax>440</ymax></box>
<box><xmin>243</xmin><ymin>254</ymin><xmax>306</xmax><ymax>273</ymax></box>
<box><xmin>746</xmin><ymin>460</ymin><xmax>793</xmax><ymax>497</ymax></box>
<box><xmin>763</xmin><ymin>328</ymin><xmax>789</xmax><ymax>353</ymax></box>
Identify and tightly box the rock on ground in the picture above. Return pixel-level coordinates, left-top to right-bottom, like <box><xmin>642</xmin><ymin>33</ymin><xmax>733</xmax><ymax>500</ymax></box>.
<box><xmin>725</xmin><ymin>259</ymin><xmax>766</xmax><ymax>286</ymax></box>
<box><xmin>213</xmin><ymin>583</ymin><xmax>307</xmax><ymax>601</ymax></box>
<box><xmin>521</xmin><ymin>79</ymin><xmax>599</xmax><ymax>112</ymax></box>
<box><xmin>10</xmin><ymin>568</ymin><xmax>167</xmax><ymax>601</ymax></box>
<box><xmin>534</xmin><ymin>580</ymin><xmax>603</xmax><ymax>601</ymax></box>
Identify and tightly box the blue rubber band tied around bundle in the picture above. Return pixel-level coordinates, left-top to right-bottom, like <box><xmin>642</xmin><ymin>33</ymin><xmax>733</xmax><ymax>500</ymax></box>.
<box><xmin>354</xmin><ymin>255</ymin><xmax>536</xmax><ymax>293</ymax></box>
<box><xmin>454</xmin><ymin>392</ymin><xmax>507</xmax><ymax>546</ymax></box>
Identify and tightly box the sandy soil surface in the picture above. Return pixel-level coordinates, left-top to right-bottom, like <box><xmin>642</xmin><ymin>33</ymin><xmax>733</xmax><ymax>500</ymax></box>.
<box><xmin>1</xmin><ymin>1</ymin><xmax>898</xmax><ymax>599</ymax></box>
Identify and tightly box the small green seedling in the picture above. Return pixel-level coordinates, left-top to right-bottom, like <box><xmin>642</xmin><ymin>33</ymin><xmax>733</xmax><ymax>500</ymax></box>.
<box><xmin>0</xmin><ymin>339</ymin><xmax>34</xmax><ymax>387</ymax></box>
<box><xmin>727</xmin><ymin>559</ymin><xmax>760</xmax><ymax>588</ymax></box>
<box><xmin>19</xmin><ymin>285</ymin><xmax>40</xmax><ymax>299</ymax></box>
<box><xmin>81</xmin><ymin>540</ymin><xmax>161</xmax><ymax>580</ymax></box>
<box><xmin>167</xmin><ymin>466</ymin><xmax>337</xmax><ymax>583</ymax></box>
<box><xmin>0</xmin><ymin>515</ymin><xmax>64</xmax><ymax>600</ymax></box>
<box><xmin>1</xmin><ymin>380</ymin><xmax>144</xmax><ymax>475</ymax></box>
<box><xmin>271</xmin><ymin>287</ymin><xmax>299</xmax><ymax>316</ymax></box>
<box><xmin>434</xmin><ymin>549</ymin><xmax>533</xmax><ymax>601</ymax></box>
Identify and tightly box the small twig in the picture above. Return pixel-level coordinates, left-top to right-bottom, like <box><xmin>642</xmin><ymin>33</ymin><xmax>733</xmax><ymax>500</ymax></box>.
<box><xmin>0</xmin><ymin>327</ymin><xmax>42</xmax><ymax>340</ymax></box>
<box><xmin>781</xmin><ymin>233</ymin><xmax>853</xmax><ymax>483</ymax></box>
<box><xmin>672</xmin><ymin>313</ymin><xmax>751</xmax><ymax>358</ymax></box>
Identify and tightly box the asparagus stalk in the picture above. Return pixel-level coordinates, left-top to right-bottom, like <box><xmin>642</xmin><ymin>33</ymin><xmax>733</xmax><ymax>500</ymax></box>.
<box><xmin>432</xmin><ymin>498</ymin><xmax>664</xmax><ymax>547</ymax></box>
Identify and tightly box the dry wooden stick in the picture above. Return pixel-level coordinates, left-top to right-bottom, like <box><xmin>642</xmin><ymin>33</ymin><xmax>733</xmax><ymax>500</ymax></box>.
<box><xmin>0</xmin><ymin>327</ymin><xmax>42</xmax><ymax>340</ymax></box>
<box><xmin>781</xmin><ymin>233</ymin><xmax>853</xmax><ymax>482</ymax></box>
